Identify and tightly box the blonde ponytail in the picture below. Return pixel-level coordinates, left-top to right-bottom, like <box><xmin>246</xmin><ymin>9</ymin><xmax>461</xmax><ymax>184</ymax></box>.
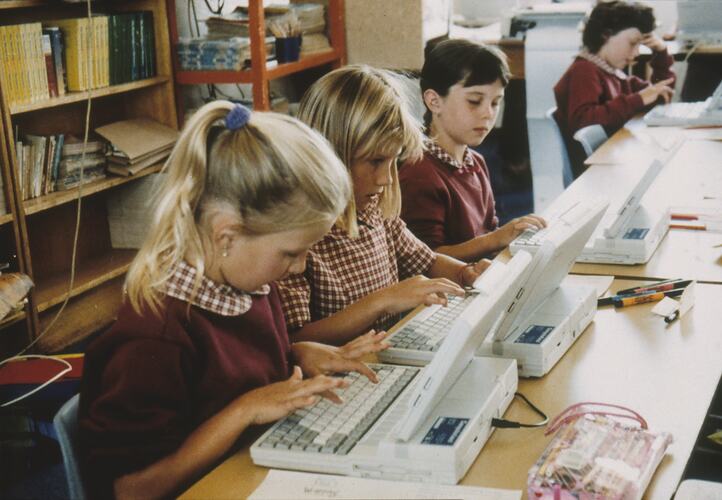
<box><xmin>125</xmin><ymin>101</ymin><xmax>350</xmax><ymax>315</ymax></box>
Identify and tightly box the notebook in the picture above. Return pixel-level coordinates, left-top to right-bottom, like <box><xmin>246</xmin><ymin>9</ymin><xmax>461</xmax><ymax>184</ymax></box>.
<box><xmin>250</xmin><ymin>251</ymin><xmax>532</xmax><ymax>484</ymax></box>
<box><xmin>644</xmin><ymin>79</ymin><xmax>722</xmax><ymax>127</ymax></box>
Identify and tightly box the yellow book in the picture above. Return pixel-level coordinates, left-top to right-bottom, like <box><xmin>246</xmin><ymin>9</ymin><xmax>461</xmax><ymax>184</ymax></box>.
<box><xmin>12</xmin><ymin>25</ymin><xmax>27</xmax><ymax>105</ymax></box>
<box><xmin>30</xmin><ymin>23</ymin><xmax>49</xmax><ymax>102</ymax></box>
<box><xmin>20</xmin><ymin>24</ymin><xmax>35</xmax><ymax>103</ymax></box>
<box><xmin>6</xmin><ymin>25</ymin><xmax>19</xmax><ymax>106</ymax></box>
<box><xmin>101</xmin><ymin>16</ymin><xmax>109</xmax><ymax>87</ymax></box>
<box><xmin>0</xmin><ymin>26</ymin><xmax>14</xmax><ymax>106</ymax></box>
<box><xmin>54</xmin><ymin>18</ymin><xmax>91</xmax><ymax>91</ymax></box>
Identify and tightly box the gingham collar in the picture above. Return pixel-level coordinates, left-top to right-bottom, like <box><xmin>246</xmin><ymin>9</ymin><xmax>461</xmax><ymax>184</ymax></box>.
<box><xmin>425</xmin><ymin>138</ymin><xmax>475</xmax><ymax>171</ymax></box>
<box><xmin>165</xmin><ymin>260</ymin><xmax>270</xmax><ymax>316</ymax></box>
<box><xmin>578</xmin><ymin>48</ymin><xmax>628</xmax><ymax>80</ymax></box>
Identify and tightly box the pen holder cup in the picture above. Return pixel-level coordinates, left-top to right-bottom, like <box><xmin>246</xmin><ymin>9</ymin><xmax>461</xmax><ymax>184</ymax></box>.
<box><xmin>275</xmin><ymin>36</ymin><xmax>302</xmax><ymax>63</ymax></box>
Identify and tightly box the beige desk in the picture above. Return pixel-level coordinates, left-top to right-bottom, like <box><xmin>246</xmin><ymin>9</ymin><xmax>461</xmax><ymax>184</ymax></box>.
<box><xmin>181</xmin><ymin>279</ymin><xmax>722</xmax><ymax>500</ymax></box>
<box><xmin>569</xmin><ymin>135</ymin><xmax>722</xmax><ymax>282</ymax></box>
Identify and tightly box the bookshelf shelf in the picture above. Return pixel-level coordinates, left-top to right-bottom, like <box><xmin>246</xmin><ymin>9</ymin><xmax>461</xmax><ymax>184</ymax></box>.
<box><xmin>175</xmin><ymin>48</ymin><xmax>343</xmax><ymax>85</ymax></box>
<box><xmin>0</xmin><ymin>0</ymin><xmax>46</xmax><ymax>9</ymax></box>
<box><xmin>35</xmin><ymin>248</ymin><xmax>135</xmax><ymax>312</ymax></box>
<box><xmin>23</xmin><ymin>163</ymin><xmax>163</xmax><ymax>215</ymax></box>
<box><xmin>167</xmin><ymin>0</ymin><xmax>346</xmax><ymax>113</ymax></box>
<box><xmin>10</xmin><ymin>76</ymin><xmax>170</xmax><ymax>115</ymax></box>
<box><xmin>0</xmin><ymin>0</ymin><xmax>177</xmax><ymax>351</ymax></box>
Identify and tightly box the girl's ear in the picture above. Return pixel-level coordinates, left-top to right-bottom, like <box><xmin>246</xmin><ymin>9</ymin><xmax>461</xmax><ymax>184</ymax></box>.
<box><xmin>209</xmin><ymin>210</ymin><xmax>243</xmax><ymax>254</ymax></box>
<box><xmin>423</xmin><ymin>89</ymin><xmax>444</xmax><ymax>115</ymax></box>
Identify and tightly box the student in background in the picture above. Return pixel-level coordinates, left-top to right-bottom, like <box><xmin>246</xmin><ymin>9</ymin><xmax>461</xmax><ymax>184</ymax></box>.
<box><xmin>78</xmin><ymin>102</ymin><xmax>389</xmax><ymax>499</ymax></box>
<box><xmin>399</xmin><ymin>39</ymin><xmax>545</xmax><ymax>261</ymax></box>
<box><xmin>554</xmin><ymin>0</ymin><xmax>675</xmax><ymax>177</ymax></box>
<box><xmin>278</xmin><ymin>65</ymin><xmax>491</xmax><ymax>346</ymax></box>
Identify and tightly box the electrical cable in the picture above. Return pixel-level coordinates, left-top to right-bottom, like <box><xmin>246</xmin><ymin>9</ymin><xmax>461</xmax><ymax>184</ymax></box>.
<box><xmin>491</xmin><ymin>392</ymin><xmax>549</xmax><ymax>429</ymax></box>
<box><xmin>0</xmin><ymin>0</ymin><xmax>93</xmax><ymax>406</ymax></box>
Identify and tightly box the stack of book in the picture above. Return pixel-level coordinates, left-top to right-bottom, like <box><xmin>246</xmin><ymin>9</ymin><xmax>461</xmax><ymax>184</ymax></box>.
<box><xmin>96</xmin><ymin>118</ymin><xmax>179</xmax><ymax>176</ymax></box>
<box><xmin>203</xmin><ymin>3</ymin><xmax>330</xmax><ymax>58</ymax></box>
<box><xmin>0</xmin><ymin>23</ymin><xmax>51</xmax><ymax>106</ymax></box>
<box><xmin>55</xmin><ymin>136</ymin><xmax>107</xmax><ymax>191</ymax></box>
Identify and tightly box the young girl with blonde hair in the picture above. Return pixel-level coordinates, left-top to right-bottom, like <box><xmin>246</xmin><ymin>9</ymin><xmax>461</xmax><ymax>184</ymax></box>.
<box><xmin>278</xmin><ymin>65</ymin><xmax>491</xmax><ymax>345</ymax></box>
<box><xmin>78</xmin><ymin>101</ymin><xmax>388</xmax><ymax>499</ymax></box>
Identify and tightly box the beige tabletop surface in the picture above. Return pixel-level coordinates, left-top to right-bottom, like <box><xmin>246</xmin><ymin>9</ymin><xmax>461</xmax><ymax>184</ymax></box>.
<box><xmin>181</xmin><ymin>279</ymin><xmax>722</xmax><ymax>500</ymax></box>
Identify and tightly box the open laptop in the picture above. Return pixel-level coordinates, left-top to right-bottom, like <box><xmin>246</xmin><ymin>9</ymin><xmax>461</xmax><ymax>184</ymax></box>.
<box><xmin>644</xmin><ymin>79</ymin><xmax>722</xmax><ymax>127</ymax></box>
<box><xmin>676</xmin><ymin>0</ymin><xmax>722</xmax><ymax>48</ymax></box>
<box><xmin>577</xmin><ymin>159</ymin><xmax>668</xmax><ymax>264</ymax></box>
<box><xmin>480</xmin><ymin>197</ymin><xmax>608</xmax><ymax>377</ymax></box>
<box><xmin>250</xmin><ymin>251</ymin><xmax>532</xmax><ymax>484</ymax></box>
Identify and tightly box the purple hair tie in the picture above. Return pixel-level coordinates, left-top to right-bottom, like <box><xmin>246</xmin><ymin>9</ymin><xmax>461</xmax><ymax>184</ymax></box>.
<box><xmin>225</xmin><ymin>103</ymin><xmax>251</xmax><ymax>131</ymax></box>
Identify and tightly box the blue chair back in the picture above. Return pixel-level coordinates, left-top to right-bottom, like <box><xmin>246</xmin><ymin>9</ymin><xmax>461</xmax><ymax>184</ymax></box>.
<box><xmin>546</xmin><ymin>107</ymin><xmax>574</xmax><ymax>188</ymax></box>
<box><xmin>54</xmin><ymin>394</ymin><xmax>86</xmax><ymax>500</ymax></box>
<box><xmin>573</xmin><ymin>124</ymin><xmax>608</xmax><ymax>157</ymax></box>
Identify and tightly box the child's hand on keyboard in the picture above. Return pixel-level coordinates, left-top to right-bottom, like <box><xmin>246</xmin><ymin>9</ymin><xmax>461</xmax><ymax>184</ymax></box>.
<box><xmin>495</xmin><ymin>214</ymin><xmax>547</xmax><ymax>248</ymax></box>
<box><xmin>459</xmin><ymin>258</ymin><xmax>492</xmax><ymax>287</ymax></box>
<box><xmin>640</xmin><ymin>78</ymin><xmax>674</xmax><ymax>106</ymax></box>
<box><xmin>292</xmin><ymin>330</ymin><xmax>389</xmax><ymax>384</ymax></box>
<box><xmin>241</xmin><ymin>366</ymin><xmax>349</xmax><ymax>424</ymax></box>
<box><xmin>376</xmin><ymin>275</ymin><xmax>464</xmax><ymax>315</ymax></box>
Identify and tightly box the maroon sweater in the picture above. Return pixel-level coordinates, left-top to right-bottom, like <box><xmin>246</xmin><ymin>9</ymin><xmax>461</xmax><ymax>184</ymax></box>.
<box><xmin>554</xmin><ymin>50</ymin><xmax>675</xmax><ymax>138</ymax></box>
<box><xmin>78</xmin><ymin>285</ymin><xmax>291</xmax><ymax>498</ymax></box>
<box><xmin>399</xmin><ymin>149</ymin><xmax>498</xmax><ymax>253</ymax></box>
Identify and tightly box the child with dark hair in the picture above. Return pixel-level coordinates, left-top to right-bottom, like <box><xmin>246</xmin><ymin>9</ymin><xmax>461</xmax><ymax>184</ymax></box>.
<box><xmin>399</xmin><ymin>39</ymin><xmax>545</xmax><ymax>261</ymax></box>
<box><xmin>554</xmin><ymin>0</ymin><xmax>675</xmax><ymax>176</ymax></box>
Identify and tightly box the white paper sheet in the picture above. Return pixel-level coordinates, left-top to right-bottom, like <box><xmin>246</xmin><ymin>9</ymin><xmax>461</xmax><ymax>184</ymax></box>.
<box><xmin>249</xmin><ymin>470</ymin><xmax>521</xmax><ymax>500</ymax></box>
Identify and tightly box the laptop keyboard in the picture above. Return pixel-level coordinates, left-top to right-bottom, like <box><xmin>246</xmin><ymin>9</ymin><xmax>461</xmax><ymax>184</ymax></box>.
<box><xmin>658</xmin><ymin>102</ymin><xmax>706</xmax><ymax>119</ymax></box>
<box><xmin>513</xmin><ymin>227</ymin><xmax>547</xmax><ymax>247</ymax></box>
<box><xmin>258</xmin><ymin>366</ymin><xmax>418</xmax><ymax>455</ymax></box>
<box><xmin>388</xmin><ymin>294</ymin><xmax>475</xmax><ymax>351</ymax></box>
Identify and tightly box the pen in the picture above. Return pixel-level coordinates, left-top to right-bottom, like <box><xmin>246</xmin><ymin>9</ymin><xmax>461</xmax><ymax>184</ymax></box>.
<box><xmin>597</xmin><ymin>287</ymin><xmax>686</xmax><ymax>307</ymax></box>
<box><xmin>612</xmin><ymin>288</ymin><xmax>686</xmax><ymax>308</ymax></box>
<box><xmin>616</xmin><ymin>279</ymin><xmax>692</xmax><ymax>296</ymax></box>
<box><xmin>670</xmin><ymin>223</ymin><xmax>706</xmax><ymax>231</ymax></box>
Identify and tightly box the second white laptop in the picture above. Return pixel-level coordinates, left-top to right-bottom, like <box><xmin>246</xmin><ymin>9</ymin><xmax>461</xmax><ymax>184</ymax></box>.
<box><xmin>644</xmin><ymin>80</ymin><xmax>722</xmax><ymax>127</ymax></box>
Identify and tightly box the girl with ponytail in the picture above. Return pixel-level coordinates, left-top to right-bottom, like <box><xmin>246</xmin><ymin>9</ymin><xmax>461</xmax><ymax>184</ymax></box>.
<box><xmin>78</xmin><ymin>101</ymin><xmax>388</xmax><ymax>499</ymax></box>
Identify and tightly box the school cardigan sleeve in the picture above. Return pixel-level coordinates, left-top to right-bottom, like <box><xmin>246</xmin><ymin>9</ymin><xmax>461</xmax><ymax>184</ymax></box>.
<box><xmin>555</xmin><ymin>50</ymin><xmax>675</xmax><ymax>136</ymax></box>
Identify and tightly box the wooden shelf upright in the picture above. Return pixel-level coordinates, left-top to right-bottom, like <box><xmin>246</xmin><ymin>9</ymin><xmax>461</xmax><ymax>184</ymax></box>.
<box><xmin>0</xmin><ymin>0</ymin><xmax>178</xmax><ymax>353</ymax></box>
<box><xmin>166</xmin><ymin>0</ymin><xmax>346</xmax><ymax>118</ymax></box>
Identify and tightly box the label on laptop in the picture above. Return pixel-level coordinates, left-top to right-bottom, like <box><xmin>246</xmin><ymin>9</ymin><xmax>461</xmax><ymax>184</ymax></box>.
<box><xmin>623</xmin><ymin>228</ymin><xmax>649</xmax><ymax>240</ymax></box>
<box><xmin>422</xmin><ymin>417</ymin><xmax>468</xmax><ymax>446</ymax></box>
<box><xmin>515</xmin><ymin>325</ymin><xmax>554</xmax><ymax>345</ymax></box>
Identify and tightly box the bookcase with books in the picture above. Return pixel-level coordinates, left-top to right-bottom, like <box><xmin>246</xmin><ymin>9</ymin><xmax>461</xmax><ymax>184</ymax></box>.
<box><xmin>167</xmin><ymin>0</ymin><xmax>346</xmax><ymax>114</ymax></box>
<box><xmin>0</xmin><ymin>0</ymin><xmax>177</xmax><ymax>355</ymax></box>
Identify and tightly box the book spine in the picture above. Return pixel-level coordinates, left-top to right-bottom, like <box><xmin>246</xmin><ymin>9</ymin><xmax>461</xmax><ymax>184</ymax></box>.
<box><xmin>52</xmin><ymin>134</ymin><xmax>64</xmax><ymax>186</ymax></box>
<box><xmin>41</xmin><ymin>33</ymin><xmax>58</xmax><ymax>98</ymax></box>
<box><xmin>32</xmin><ymin>24</ymin><xmax>49</xmax><ymax>101</ymax></box>
<box><xmin>146</xmin><ymin>12</ymin><xmax>156</xmax><ymax>77</ymax></box>
<box><xmin>45</xmin><ymin>28</ymin><xmax>66</xmax><ymax>96</ymax></box>
<box><xmin>137</xmin><ymin>12</ymin><xmax>146</xmax><ymax>79</ymax></box>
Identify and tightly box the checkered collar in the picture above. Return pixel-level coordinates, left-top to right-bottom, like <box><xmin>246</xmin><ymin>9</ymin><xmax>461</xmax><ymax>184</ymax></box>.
<box><xmin>578</xmin><ymin>48</ymin><xmax>628</xmax><ymax>80</ymax></box>
<box><xmin>425</xmin><ymin>138</ymin><xmax>475</xmax><ymax>171</ymax></box>
<box><xmin>164</xmin><ymin>260</ymin><xmax>270</xmax><ymax>316</ymax></box>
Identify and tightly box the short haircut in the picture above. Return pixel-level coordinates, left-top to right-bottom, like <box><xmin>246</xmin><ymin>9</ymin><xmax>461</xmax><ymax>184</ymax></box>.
<box><xmin>420</xmin><ymin>39</ymin><xmax>510</xmax><ymax>127</ymax></box>
<box><xmin>583</xmin><ymin>1</ymin><xmax>656</xmax><ymax>53</ymax></box>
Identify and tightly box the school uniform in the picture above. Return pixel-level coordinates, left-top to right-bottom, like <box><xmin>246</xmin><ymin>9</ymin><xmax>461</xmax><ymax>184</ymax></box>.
<box><xmin>554</xmin><ymin>49</ymin><xmax>675</xmax><ymax>176</ymax></box>
<box><xmin>78</xmin><ymin>261</ymin><xmax>292</xmax><ymax>498</ymax></box>
<box><xmin>277</xmin><ymin>199</ymin><xmax>436</xmax><ymax>334</ymax></box>
<box><xmin>399</xmin><ymin>140</ymin><xmax>499</xmax><ymax>252</ymax></box>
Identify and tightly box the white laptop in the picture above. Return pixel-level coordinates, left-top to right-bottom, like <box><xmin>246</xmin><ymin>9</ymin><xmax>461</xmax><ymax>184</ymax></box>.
<box><xmin>577</xmin><ymin>159</ymin><xmax>668</xmax><ymax>264</ymax></box>
<box><xmin>644</xmin><ymin>79</ymin><xmax>722</xmax><ymax>127</ymax></box>
<box><xmin>250</xmin><ymin>251</ymin><xmax>532</xmax><ymax>484</ymax></box>
<box><xmin>481</xmin><ymin>197</ymin><xmax>608</xmax><ymax>377</ymax></box>
<box><xmin>676</xmin><ymin>0</ymin><xmax>722</xmax><ymax>47</ymax></box>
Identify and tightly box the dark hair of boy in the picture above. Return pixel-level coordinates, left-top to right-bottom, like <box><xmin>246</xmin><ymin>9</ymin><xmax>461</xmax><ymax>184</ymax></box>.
<box><xmin>420</xmin><ymin>39</ymin><xmax>510</xmax><ymax>128</ymax></box>
<box><xmin>583</xmin><ymin>1</ymin><xmax>656</xmax><ymax>53</ymax></box>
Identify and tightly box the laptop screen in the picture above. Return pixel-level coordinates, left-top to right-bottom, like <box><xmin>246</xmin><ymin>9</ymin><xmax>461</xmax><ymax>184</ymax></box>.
<box><xmin>490</xmin><ymin>197</ymin><xmax>608</xmax><ymax>344</ymax></box>
<box><xmin>393</xmin><ymin>250</ymin><xmax>533</xmax><ymax>442</ymax></box>
<box><xmin>604</xmin><ymin>159</ymin><xmax>664</xmax><ymax>239</ymax></box>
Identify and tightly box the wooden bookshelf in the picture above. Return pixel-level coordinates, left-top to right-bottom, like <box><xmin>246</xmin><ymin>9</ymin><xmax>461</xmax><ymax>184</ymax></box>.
<box><xmin>167</xmin><ymin>0</ymin><xmax>346</xmax><ymax>114</ymax></box>
<box><xmin>0</xmin><ymin>0</ymin><xmax>177</xmax><ymax>351</ymax></box>
<box><xmin>0</xmin><ymin>0</ymin><xmax>46</xmax><ymax>9</ymax></box>
<box><xmin>23</xmin><ymin>163</ymin><xmax>163</xmax><ymax>215</ymax></box>
<box><xmin>35</xmin><ymin>248</ymin><xmax>135</xmax><ymax>312</ymax></box>
<box><xmin>175</xmin><ymin>48</ymin><xmax>343</xmax><ymax>85</ymax></box>
<box><xmin>10</xmin><ymin>77</ymin><xmax>170</xmax><ymax>115</ymax></box>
